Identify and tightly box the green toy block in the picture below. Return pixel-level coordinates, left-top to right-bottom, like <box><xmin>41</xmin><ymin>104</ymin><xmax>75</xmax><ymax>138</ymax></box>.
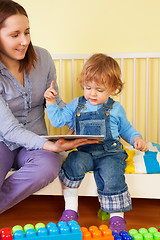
<box><xmin>97</xmin><ymin>209</ymin><xmax>110</xmax><ymax>220</ymax></box>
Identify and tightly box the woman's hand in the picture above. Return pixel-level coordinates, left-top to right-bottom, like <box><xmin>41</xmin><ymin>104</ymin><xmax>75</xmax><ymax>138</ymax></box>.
<box><xmin>43</xmin><ymin>138</ymin><xmax>99</xmax><ymax>152</ymax></box>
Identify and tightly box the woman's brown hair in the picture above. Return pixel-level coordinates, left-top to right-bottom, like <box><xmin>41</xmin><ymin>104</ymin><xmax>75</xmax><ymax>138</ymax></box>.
<box><xmin>79</xmin><ymin>53</ymin><xmax>123</xmax><ymax>95</ymax></box>
<box><xmin>0</xmin><ymin>0</ymin><xmax>37</xmax><ymax>75</ymax></box>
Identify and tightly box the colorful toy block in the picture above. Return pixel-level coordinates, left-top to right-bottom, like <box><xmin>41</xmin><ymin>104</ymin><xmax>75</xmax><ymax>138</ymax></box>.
<box><xmin>119</xmin><ymin>230</ymin><xmax>132</xmax><ymax>240</ymax></box>
<box><xmin>0</xmin><ymin>220</ymin><xmax>82</xmax><ymax>240</ymax></box>
<box><xmin>129</xmin><ymin>227</ymin><xmax>160</xmax><ymax>240</ymax></box>
<box><xmin>81</xmin><ymin>224</ymin><xmax>114</xmax><ymax>240</ymax></box>
<box><xmin>1</xmin><ymin>221</ymin><xmax>160</xmax><ymax>240</ymax></box>
<box><xmin>0</xmin><ymin>228</ymin><xmax>13</xmax><ymax>240</ymax></box>
<box><xmin>97</xmin><ymin>209</ymin><xmax>110</xmax><ymax>220</ymax></box>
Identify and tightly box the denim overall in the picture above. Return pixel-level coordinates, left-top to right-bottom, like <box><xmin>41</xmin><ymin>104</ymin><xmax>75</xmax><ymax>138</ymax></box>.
<box><xmin>59</xmin><ymin>96</ymin><xmax>132</xmax><ymax>212</ymax></box>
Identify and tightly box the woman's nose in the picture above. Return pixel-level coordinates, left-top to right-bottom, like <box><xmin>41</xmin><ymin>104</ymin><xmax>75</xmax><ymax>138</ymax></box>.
<box><xmin>20</xmin><ymin>35</ymin><xmax>29</xmax><ymax>46</ymax></box>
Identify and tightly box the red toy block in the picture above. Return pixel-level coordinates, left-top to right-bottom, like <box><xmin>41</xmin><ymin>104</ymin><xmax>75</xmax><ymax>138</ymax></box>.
<box><xmin>0</xmin><ymin>228</ymin><xmax>13</xmax><ymax>240</ymax></box>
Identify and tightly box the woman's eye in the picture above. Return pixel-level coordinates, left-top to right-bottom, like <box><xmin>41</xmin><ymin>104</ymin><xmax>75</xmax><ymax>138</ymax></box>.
<box><xmin>25</xmin><ymin>32</ymin><xmax>30</xmax><ymax>35</ymax></box>
<box><xmin>11</xmin><ymin>34</ymin><xmax>18</xmax><ymax>38</ymax></box>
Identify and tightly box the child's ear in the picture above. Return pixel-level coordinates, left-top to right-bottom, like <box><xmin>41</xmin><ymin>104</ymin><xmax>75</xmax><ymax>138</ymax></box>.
<box><xmin>111</xmin><ymin>88</ymin><xmax>116</xmax><ymax>96</ymax></box>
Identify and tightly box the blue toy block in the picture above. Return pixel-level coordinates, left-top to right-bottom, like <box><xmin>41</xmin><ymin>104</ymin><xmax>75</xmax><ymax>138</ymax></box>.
<box><xmin>12</xmin><ymin>220</ymin><xmax>82</xmax><ymax>240</ymax></box>
<box><xmin>118</xmin><ymin>231</ymin><xmax>132</xmax><ymax>240</ymax></box>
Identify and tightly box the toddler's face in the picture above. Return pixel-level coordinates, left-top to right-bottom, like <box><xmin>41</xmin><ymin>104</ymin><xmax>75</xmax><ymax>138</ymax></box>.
<box><xmin>84</xmin><ymin>81</ymin><xmax>113</xmax><ymax>105</ymax></box>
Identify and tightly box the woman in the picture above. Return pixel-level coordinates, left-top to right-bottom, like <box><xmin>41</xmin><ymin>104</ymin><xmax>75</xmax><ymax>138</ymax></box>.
<box><xmin>0</xmin><ymin>0</ymin><xmax>97</xmax><ymax>214</ymax></box>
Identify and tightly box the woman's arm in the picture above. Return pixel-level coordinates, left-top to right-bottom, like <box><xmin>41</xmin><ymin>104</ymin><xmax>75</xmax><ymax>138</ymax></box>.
<box><xmin>0</xmin><ymin>95</ymin><xmax>98</xmax><ymax>152</ymax></box>
<box><xmin>43</xmin><ymin>137</ymin><xmax>99</xmax><ymax>152</ymax></box>
<box><xmin>0</xmin><ymin>95</ymin><xmax>47</xmax><ymax>150</ymax></box>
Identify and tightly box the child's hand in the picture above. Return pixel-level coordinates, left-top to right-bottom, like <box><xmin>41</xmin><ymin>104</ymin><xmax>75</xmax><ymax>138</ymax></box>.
<box><xmin>44</xmin><ymin>81</ymin><xmax>57</xmax><ymax>105</ymax></box>
<box><xmin>134</xmin><ymin>136</ymin><xmax>149</xmax><ymax>152</ymax></box>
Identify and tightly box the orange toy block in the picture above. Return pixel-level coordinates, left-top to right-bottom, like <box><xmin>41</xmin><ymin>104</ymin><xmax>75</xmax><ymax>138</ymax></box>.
<box><xmin>81</xmin><ymin>224</ymin><xmax>114</xmax><ymax>240</ymax></box>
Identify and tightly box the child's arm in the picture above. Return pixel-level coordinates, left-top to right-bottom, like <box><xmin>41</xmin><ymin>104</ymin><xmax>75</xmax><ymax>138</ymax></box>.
<box><xmin>114</xmin><ymin>102</ymin><xmax>149</xmax><ymax>151</ymax></box>
<box><xmin>134</xmin><ymin>136</ymin><xmax>149</xmax><ymax>152</ymax></box>
<box><xmin>44</xmin><ymin>81</ymin><xmax>57</xmax><ymax>105</ymax></box>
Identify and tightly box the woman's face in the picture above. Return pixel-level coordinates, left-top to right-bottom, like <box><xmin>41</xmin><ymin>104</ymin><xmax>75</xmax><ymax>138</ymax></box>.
<box><xmin>0</xmin><ymin>14</ymin><xmax>30</xmax><ymax>64</ymax></box>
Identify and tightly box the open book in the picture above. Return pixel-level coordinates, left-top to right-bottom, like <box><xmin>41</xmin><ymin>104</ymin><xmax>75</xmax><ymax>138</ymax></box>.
<box><xmin>41</xmin><ymin>135</ymin><xmax>105</xmax><ymax>143</ymax></box>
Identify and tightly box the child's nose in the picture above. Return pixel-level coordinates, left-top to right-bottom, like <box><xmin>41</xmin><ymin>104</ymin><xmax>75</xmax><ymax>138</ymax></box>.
<box><xmin>91</xmin><ymin>89</ymin><xmax>97</xmax><ymax>96</ymax></box>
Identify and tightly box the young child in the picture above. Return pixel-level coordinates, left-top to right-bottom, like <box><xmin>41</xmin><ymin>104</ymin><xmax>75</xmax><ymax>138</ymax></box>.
<box><xmin>44</xmin><ymin>53</ymin><xmax>148</xmax><ymax>233</ymax></box>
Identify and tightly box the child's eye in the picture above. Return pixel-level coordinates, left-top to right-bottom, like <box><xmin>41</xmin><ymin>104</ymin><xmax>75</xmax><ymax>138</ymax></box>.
<box><xmin>85</xmin><ymin>86</ymin><xmax>91</xmax><ymax>90</ymax></box>
<box><xmin>98</xmin><ymin>89</ymin><xmax>103</xmax><ymax>92</ymax></box>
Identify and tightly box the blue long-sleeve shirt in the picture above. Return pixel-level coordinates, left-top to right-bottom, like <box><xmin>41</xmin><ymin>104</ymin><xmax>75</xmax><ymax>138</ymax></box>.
<box><xmin>46</xmin><ymin>97</ymin><xmax>142</xmax><ymax>146</ymax></box>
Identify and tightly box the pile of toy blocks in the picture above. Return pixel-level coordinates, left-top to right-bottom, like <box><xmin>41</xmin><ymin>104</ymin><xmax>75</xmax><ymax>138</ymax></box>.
<box><xmin>0</xmin><ymin>220</ymin><xmax>160</xmax><ymax>240</ymax></box>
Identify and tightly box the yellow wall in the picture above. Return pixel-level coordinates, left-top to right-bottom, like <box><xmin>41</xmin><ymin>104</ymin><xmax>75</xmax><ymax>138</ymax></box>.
<box><xmin>15</xmin><ymin>0</ymin><xmax>160</xmax><ymax>143</ymax></box>
<box><xmin>16</xmin><ymin>0</ymin><xmax>160</xmax><ymax>54</ymax></box>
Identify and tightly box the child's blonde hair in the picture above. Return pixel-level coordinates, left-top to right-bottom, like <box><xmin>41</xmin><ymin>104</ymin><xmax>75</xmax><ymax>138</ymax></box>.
<box><xmin>79</xmin><ymin>53</ymin><xmax>123</xmax><ymax>95</ymax></box>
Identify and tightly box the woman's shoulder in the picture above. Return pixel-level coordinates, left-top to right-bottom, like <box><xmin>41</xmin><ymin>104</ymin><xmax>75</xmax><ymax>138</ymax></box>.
<box><xmin>33</xmin><ymin>46</ymin><xmax>54</xmax><ymax>70</ymax></box>
<box><xmin>33</xmin><ymin>46</ymin><xmax>50</xmax><ymax>57</ymax></box>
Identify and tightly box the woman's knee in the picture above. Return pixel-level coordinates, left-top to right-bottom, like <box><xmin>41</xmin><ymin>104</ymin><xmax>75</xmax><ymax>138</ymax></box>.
<box><xmin>18</xmin><ymin>149</ymin><xmax>62</xmax><ymax>184</ymax></box>
<box><xmin>36</xmin><ymin>151</ymin><xmax>62</xmax><ymax>180</ymax></box>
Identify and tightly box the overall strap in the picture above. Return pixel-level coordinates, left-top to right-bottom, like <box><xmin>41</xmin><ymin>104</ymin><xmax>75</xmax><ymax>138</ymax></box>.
<box><xmin>103</xmin><ymin>97</ymin><xmax>115</xmax><ymax>111</ymax></box>
<box><xmin>77</xmin><ymin>96</ymin><xmax>86</xmax><ymax>107</ymax></box>
<box><xmin>73</xmin><ymin>96</ymin><xmax>86</xmax><ymax>129</ymax></box>
<box><xmin>76</xmin><ymin>96</ymin><xmax>87</xmax><ymax>113</ymax></box>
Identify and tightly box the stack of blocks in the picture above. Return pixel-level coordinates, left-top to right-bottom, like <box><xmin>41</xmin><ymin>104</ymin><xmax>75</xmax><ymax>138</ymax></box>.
<box><xmin>0</xmin><ymin>221</ymin><xmax>82</xmax><ymax>240</ymax></box>
<box><xmin>1</xmin><ymin>221</ymin><xmax>160</xmax><ymax>240</ymax></box>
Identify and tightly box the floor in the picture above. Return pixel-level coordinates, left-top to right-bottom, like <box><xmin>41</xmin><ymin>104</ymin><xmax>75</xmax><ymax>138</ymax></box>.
<box><xmin>0</xmin><ymin>196</ymin><xmax>160</xmax><ymax>232</ymax></box>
